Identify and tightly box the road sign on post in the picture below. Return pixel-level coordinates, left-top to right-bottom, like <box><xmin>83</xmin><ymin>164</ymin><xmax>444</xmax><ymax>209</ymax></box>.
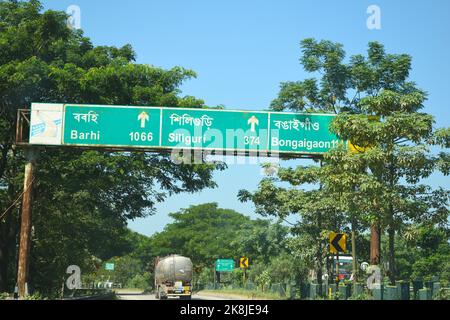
<box><xmin>330</xmin><ymin>232</ymin><xmax>347</xmax><ymax>285</ymax></box>
<box><xmin>240</xmin><ymin>257</ymin><xmax>249</xmax><ymax>287</ymax></box>
<box><xmin>29</xmin><ymin>103</ymin><xmax>344</xmax><ymax>156</ymax></box>
<box><xmin>105</xmin><ymin>263</ymin><xmax>115</xmax><ymax>271</ymax></box>
<box><xmin>329</xmin><ymin>232</ymin><xmax>347</xmax><ymax>254</ymax></box>
<box><xmin>240</xmin><ymin>257</ymin><xmax>249</xmax><ymax>269</ymax></box>
<box><xmin>215</xmin><ymin>259</ymin><xmax>235</xmax><ymax>272</ymax></box>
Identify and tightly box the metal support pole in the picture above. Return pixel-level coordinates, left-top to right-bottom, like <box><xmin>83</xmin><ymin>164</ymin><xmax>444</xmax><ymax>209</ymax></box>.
<box><xmin>336</xmin><ymin>252</ymin><xmax>340</xmax><ymax>285</ymax></box>
<box><xmin>17</xmin><ymin>148</ymin><xmax>36</xmax><ymax>298</ymax></box>
<box><xmin>317</xmin><ymin>159</ymin><xmax>324</xmax><ymax>295</ymax></box>
<box><xmin>351</xmin><ymin>230</ymin><xmax>357</xmax><ymax>283</ymax></box>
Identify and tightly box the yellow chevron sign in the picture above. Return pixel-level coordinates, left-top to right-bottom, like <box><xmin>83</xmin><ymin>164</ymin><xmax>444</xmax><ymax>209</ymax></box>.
<box><xmin>240</xmin><ymin>257</ymin><xmax>249</xmax><ymax>269</ymax></box>
<box><xmin>329</xmin><ymin>232</ymin><xmax>347</xmax><ymax>254</ymax></box>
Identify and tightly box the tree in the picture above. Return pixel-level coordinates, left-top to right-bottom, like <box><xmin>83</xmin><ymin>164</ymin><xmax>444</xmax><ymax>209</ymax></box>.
<box><xmin>240</xmin><ymin>38</ymin><xmax>449</xmax><ymax>287</ymax></box>
<box><xmin>0</xmin><ymin>0</ymin><xmax>224</xmax><ymax>294</ymax></box>
<box><xmin>330</xmin><ymin>96</ymin><xmax>449</xmax><ymax>284</ymax></box>
<box><xmin>268</xmin><ymin>253</ymin><xmax>308</xmax><ymax>284</ymax></box>
<box><xmin>230</xmin><ymin>219</ymin><xmax>290</xmax><ymax>265</ymax></box>
<box><xmin>147</xmin><ymin>203</ymin><xmax>303</xmax><ymax>289</ymax></box>
<box><xmin>150</xmin><ymin>203</ymin><xmax>251</xmax><ymax>267</ymax></box>
<box><xmin>82</xmin><ymin>230</ymin><xmax>156</xmax><ymax>291</ymax></box>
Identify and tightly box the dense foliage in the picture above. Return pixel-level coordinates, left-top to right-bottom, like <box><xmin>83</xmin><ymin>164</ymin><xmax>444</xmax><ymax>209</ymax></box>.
<box><xmin>97</xmin><ymin>203</ymin><xmax>308</xmax><ymax>290</ymax></box>
<box><xmin>0</xmin><ymin>0</ymin><xmax>224</xmax><ymax>295</ymax></box>
<box><xmin>0</xmin><ymin>1</ymin><xmax>447</xmax><ymax>298</ymax></box>
<box><xmin>240</xmin><ymin>39</ymin><xmax>449</xmax><ymax>285</ymax></box>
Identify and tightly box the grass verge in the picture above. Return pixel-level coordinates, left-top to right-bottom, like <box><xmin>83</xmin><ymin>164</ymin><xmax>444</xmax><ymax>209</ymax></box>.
<box><xmin>197</xmin><ymin>289</ymin><xmax>285</xmax><ymax>300</ymax></box>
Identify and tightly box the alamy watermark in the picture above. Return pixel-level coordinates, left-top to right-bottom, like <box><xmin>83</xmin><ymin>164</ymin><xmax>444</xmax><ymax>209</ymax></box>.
<box><xmin>367</xmin><ymin>5</ymin><xmax>381</xmax><ymax>30</ymax></box>
<box><xmin>166</xmin><ymin>123</ymin><xmax>285</xmax><ymax>176</ymax></box>
<box><xmin>66</xmin><ymin>265</ymin><xmax>82</xmax><ymax>290</ymax></box>
<box><xmin>67</xmin><ymin>5</ymin><xmax>81</xmax><ymax>30</ymax></box>
<box><xmin>366</xmin><ymin>265</ymin><xmax>382</xmax><ymax>290</ymax></box>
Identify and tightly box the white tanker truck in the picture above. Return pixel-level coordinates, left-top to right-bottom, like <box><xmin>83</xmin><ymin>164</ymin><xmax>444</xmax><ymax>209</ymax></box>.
<box><xmin>154</xmin><ymin>255</ymin><xmax>193</xmax><ymax>300</ymax></box>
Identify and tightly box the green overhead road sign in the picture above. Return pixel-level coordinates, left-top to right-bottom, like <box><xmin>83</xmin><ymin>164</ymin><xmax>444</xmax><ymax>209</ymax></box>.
<box><xmin>63</xmin><ymin>105</ymin><xmax>161</xmax><ymax>148</ymax></box>
<box><xmin>29</xmin><ymin>103</ymin><xmax>343</xmax><ymax>156</ymax></box>
<box><xmin>215</xmin><ymin>259</ymin><xmax>235</xmax><ymax>272</ymax></box>
<box><xmin>160</xmin><ymin>108</ymin><xmax>270</xmax><ymax>152</ymax></box>
<box><xmin>270</xmin><ymin>113</ymin><xmax>340</xmax><ymax>154</ymax></box>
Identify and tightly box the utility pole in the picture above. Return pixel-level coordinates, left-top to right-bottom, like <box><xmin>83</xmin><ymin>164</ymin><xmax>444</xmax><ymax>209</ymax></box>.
<box><xmin>17</xmin><ymin>148</ymin><xmax>37</xmax><ymax>298</ymax></box>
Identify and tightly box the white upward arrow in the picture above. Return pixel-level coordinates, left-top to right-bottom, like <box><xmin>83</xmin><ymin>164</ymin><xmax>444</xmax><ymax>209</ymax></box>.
<box><xmin>138</xmin><ymin>111</ymin><xmax>150</xmax><ymax>128</ymax></box>
<box><xmin>248</xmin><ymin>116</ymin><xmax>259</xmax><ymax>132</ymax></box>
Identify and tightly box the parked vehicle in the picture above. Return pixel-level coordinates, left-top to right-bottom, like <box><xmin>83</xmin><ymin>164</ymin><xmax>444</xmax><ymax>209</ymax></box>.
<box><xmin>154</xmin><ymin>255</ymin><xmax>193</xmax><ymax>300</ymax></box>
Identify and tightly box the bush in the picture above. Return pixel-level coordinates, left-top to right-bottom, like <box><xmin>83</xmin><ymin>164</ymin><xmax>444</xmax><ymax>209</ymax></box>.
<box><xmin>348</xmin><ymin>293</ymin><xmax>373</xmax><ymax>300</ymax></box>
<box><xmin>23</xmin><ymin>293</ymin><xmax>48</xmax><ymax>300</ymax></box>
<box><xmin>255</xmin><ymin>270</ymin><xmax>271</xmax><ymax>292</ymax></box>
<box><xmin>0</xmin><ymin>292</ymin><xmax>10</xmax><ymax>300</ymax></box>
<box><xmin>196</xmin><ymin>268</ymin><xmax>214</xmax><ymax>286</ymax></box>
<box><xmin>434</xmin><ymin>289</ymin><xmax>449</xmax><ymax>301</ymax></box>
<box><xmin>125</xmin><ymin>272</ymin><xmax>152</xmax><ymax>291</ymax></box>
<box><xmin>331</xmin><ymin>292</ymin><xmax>343</xmax><ymax>300</ymax></box>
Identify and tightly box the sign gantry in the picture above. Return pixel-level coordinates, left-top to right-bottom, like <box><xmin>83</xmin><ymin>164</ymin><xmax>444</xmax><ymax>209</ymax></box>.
<box><xmin>27</xmin><ymin>103</ymin><xmax>344</xmax><ymax>157</ymax></box>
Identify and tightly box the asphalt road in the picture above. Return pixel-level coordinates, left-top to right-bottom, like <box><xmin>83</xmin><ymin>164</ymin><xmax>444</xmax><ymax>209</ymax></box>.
<box><xmin>117</xmin><ymin>291</ymin><xmax>238</xmax><ymax>301</ymax></box>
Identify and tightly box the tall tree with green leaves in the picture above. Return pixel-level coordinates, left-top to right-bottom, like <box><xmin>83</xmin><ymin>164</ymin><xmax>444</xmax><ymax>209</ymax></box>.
<box><xmin>330</xmin><ymin>92</ymin><xmax>449</xmax><ymax>284</ymax></box>
<box><xmin>230</xmin><ymin>219</ymin><xmax>290</xmax><ymax>265</ymax></box>
<box><xmin>150</xmin><ymin>203</ymin><xmax>251</xmax><ymax>267</ymax></box>
<box><xmin>240</xmin><ymin>38</ymin><xmax>449</xmax><ymax>286</ymax></box>
<box><xmin>0</xmin><ymin>0</ymin><xmax>224</xmax><ymax>294</ymax></box>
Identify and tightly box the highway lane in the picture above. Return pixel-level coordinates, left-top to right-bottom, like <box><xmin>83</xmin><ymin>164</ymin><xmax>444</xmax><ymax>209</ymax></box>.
<box><xmin>117</xmin><ymin>292</ymin><xmax>237</xmax><ymax>301</ymax></box>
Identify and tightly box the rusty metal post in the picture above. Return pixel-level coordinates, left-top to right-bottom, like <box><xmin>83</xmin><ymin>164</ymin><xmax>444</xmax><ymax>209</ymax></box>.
<box><xmin>17</xmin><ymin>148</ymin><xmax>37</xmax><ymax>298</ymax></box>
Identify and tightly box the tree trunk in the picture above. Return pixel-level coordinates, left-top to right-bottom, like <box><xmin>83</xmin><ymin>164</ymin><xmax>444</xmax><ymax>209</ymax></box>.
<box><xmin>316</xmin><ymin>210</ymin><xmax>323</xmax><ymax>295</ymax></box>
<box><xmin>0</xmin><ymin>230</ymin><xmax>9</xmax><ymax>292</ymax></box>
<box><xmin>388</xmin><ymin>227</ymin><xmax>396</xmax><ymax>285</ymax></box>
<box><xmin>0</xmin><ymin>200</ymin><xmax>17</xmax><ymax>292</ymax></box>
<box><xmin>387</xmin><ymin>155</ymin><xmax>396</xmax><ymax>285</ymax></box>
<box><xmin>0</xmin><ymin>144</ymin><xmax>11</xmax><ymax>182</ymax></box>
<box><xmin>0</xmin><ymin>144</ymin><xmax>15</xmax><ymax>292</ymax></box>
<box><xmin>370</xmin><ymin>223</ymin><xmax>380</xmax><ymax>265</ymax></box>
<box><xmin>0</xmin><ymin>218</ymin><xmax>19</xmax><ymax>293</ymax></box>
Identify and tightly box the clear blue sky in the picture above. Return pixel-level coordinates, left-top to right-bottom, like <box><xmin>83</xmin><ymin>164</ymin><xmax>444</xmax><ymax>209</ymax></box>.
<box><xmin>42</xmin><ymin>0</ymin><xmax>450</xmax><ymax>236</ymax></box>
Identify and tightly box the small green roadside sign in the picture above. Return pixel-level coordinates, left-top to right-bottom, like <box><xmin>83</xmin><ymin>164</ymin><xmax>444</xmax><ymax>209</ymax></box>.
<box><xmin>215</xmin><ymin>259</ymin><xmax>235</xmax><ymax>272</ymax></box>
<box><xmin>105</xmin><ymin>263</ymin><xmax>115</xmax><ymax>271</ymax></box>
